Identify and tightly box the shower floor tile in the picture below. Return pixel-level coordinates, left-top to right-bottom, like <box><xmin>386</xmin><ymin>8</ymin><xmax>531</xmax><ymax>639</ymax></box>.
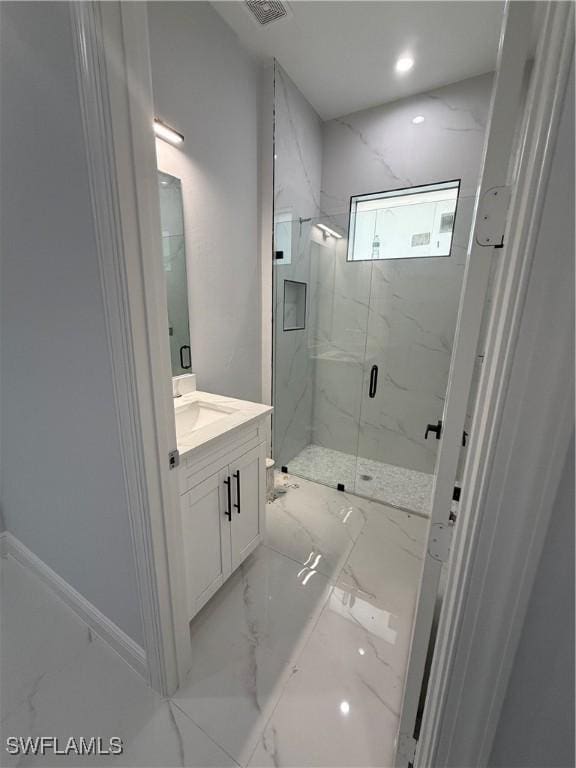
<box><xmin>286</xmin><ymin>444</ymin><xmax>434</xmax><ymax>516</ymax></box>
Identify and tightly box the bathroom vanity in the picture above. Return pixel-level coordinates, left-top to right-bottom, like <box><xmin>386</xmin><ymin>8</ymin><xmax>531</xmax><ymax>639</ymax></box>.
<box><xmin>174</xmin><ymin>390</ymin><xmax>272</xmax><ymax>621</ymax></box>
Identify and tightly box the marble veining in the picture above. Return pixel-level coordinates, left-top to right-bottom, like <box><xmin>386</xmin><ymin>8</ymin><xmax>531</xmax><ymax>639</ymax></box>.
<box><xmin>333</xmin><ymin>117</ymin><xmax>411</xmax><ymax>186</ymax></box>
<box><xmin>248</xmin><ymin>478</ymin><xmax>426</xmax><ymax>767</ymax></box>
<box><xmin>174</xmin><ymin>390</ymin><xmax>272</xmax><ymax>458</ymax></box>
<box><xmin>2</xmin><ymin>475</ymin><xmax>427</xmax><ymax>767</ymax></box>
<box><xmin>0</xmin><ymin>555</ymin><xmax>236</xmax><ymax>768</ymax></box>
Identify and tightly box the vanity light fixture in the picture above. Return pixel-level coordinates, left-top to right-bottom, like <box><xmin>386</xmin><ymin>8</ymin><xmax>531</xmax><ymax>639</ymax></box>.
<box><xmin>395</xmin><ymin>55</ymin><xmax>414</xmax><ymax>73</ymax></box>
<box><xmin>317</xmin><ymin>223</ymin><xmax>343</xmax><ymax>240</ymax></box>
<box><xmin>412</xmin><ymin>115</ymin><xmax>425</xmax><ymax>124</ymax></box>
<box><xmin>153</xmin><ymin>118</ymin><xmax>184</xmax><ymax>146</ymax></box>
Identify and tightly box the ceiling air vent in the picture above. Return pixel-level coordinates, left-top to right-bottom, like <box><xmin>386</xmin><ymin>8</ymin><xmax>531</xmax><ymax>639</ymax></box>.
<box><xmin>245</xmin><ymin>0</ymin><xmax>289</xmax><ymax>26</ymax></box>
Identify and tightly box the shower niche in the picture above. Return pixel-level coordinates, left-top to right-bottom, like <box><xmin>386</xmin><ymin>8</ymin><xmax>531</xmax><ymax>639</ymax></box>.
<box><xmin>283</xmin><ymin>280</ymin><xmax>307</xmax><ymax>331</ymax></box>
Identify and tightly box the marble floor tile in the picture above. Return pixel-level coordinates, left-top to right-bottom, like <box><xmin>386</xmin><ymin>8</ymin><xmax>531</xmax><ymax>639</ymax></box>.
<box><xmin>286</xmin><ymin>444</ymin><xmax>434</xmax><ymax>515</ymax></box>
<box><xmin>248</xmin><ymin>494</ymin><xmax>427</xmax><ymax>768</ymax></box>
<box><xmin>0</xmin><ymin>630</ymin><xmax>235</xmax><ymax>768</ymax></box>
<box><xmin>248</xmin><ymin>587</ymin><xmax>404</xmax><ymax>768</ymax></box>
<box><xmin>0</xmin><ymin>554</ymin><xmax>92</xmax><ymax>723</ymax></box>
<box><xmin>265</xmin><ymin>475</ymin><xmax>367</xmax><ymax>579</ymax></box>
<box><xmin>0</xmin><ymin>555</ymin><xmax>236</xmax><ymax>768</ymax></box>
<box><xmin>2</xmin><ymin>478</ymin><xmax>426</xmax><ymax>768</ymax></box>
<box><xmin>338</xmin><ymin>502</ymin><xmax>427</xmax><ymax>619</ymax></box>
<box><xmin>2</xmin><ymin>637</ymin><xmax>234</xmax><ymax>767</ymax></box>
<box><xmin>173</xmin><ymin>545</ymin><xmax>331</xmax><ymax>766</ymax></box>
<box><xmin>112</xmin><ymin>701</ymin><xmax>238</xmax><ymax>768</ymax></box>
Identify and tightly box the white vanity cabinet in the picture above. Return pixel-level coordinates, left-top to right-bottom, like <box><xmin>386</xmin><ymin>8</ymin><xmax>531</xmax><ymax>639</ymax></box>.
<box><xmin>177</xmin><ymin>413</ymin><xmax>268</xmax><ymax>622</ymax></box>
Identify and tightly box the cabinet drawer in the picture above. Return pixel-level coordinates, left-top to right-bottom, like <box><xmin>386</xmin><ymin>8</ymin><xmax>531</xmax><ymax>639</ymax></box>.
<box><xmin>179</xmin><ymin>426</ymin><xmax>262</xmax><ymax>495</ymax></box>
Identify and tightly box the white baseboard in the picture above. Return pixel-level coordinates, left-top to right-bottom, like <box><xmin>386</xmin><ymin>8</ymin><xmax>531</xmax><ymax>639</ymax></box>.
<box><xmin>1</xmin><ymin>532</ymin><xmax>147</xmax><ymax>680</ymax></box>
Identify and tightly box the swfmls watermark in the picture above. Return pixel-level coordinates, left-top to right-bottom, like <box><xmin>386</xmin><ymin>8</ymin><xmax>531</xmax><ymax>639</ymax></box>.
<box><xmin>5</xmin><ymin>737</ymin><xmax>124</xmax><ymax>757</ymax></box>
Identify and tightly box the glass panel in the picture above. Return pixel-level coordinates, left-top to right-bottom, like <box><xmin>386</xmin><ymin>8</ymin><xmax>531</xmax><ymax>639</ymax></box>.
<box><xmin>354</xmin><ymin>193</ymin><xmax>476</xmax><ymax>514</ymax></box>
<box><xmin>348</xmin><ymin>180</ymin><xmax>460</xmax><ymax>261</ymax></box>
<box><xmin>158</xmin><ymin>171</ymin><xmax>192</xmax><ymax>376</ymax></box>
<box><xmin>272</xmin><ymin>196</ymin><xmax>478</xmax><ymax>512</ymax></box>
<box><xmin>272</xmin><ymin>216</ymin><xmax>372</xmax><ymax>491</ymax></box>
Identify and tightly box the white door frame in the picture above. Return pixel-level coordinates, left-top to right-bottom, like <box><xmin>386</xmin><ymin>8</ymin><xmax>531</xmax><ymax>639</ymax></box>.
<box><xmin>70</xmin><ymin>7</ymin><xmax>573</xmax><ymax>753</ymax></box>
<box><xmin>396</xmin><ymin>3</ymin><xmax>536</xmax><ymax>761</ymax></box>
<box><xmin>416</xmin><ymin>4</ymin><xmax>574</xmax><ymax>765</ymax></box>
<box><xmin>70</xmin><ymin>1</ymin><xmax>192</xmax><ymax>695</ymax></box>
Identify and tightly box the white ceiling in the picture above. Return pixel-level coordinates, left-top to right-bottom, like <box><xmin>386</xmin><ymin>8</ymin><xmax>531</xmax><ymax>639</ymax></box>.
<box><xmin>211</xmin><ymin>1</ymin><xmax>505</xmax><ymax>120</ymax></box>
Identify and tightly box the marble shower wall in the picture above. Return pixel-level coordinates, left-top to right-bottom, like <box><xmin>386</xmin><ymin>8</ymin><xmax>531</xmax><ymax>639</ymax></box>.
<box><xmin>314</xmin><ymin>73</ymin><xmax>494</xmax><ymax>474</ymax></box>
<box><xmin>273</xmin><ymin>65</ymin><xmax>323</xmax><ymax>468</ymax></box>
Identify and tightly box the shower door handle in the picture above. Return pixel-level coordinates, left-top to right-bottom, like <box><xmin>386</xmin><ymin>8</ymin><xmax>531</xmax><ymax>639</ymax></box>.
<box><xmin>369</xmin><ymin>365</ymin><xmax>378</xmax><ymax>398</ymax></box>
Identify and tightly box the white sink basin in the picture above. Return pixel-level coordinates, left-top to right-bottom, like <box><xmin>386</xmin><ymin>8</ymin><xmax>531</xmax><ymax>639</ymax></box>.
<box><xmin>175</xmin><ymin>400</ymin><xmax>235</xmax><ymax>439</ymax></box>
<box><xmin>173</xmin><ymin>390</ymin><xmax>272</xmax><ymax>456</ymax></box>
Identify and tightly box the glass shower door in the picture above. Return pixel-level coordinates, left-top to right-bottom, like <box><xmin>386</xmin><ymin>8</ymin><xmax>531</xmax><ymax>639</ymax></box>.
<box><xmin>272</xmin><ymin>215</ymin><xmax>373</xmax><ymax>492</ymax></box>
<box><xmin>271</xmin><ymin>192</ymin><xmax>476</xmax><ymax>513</ymax></box>
<box><xmin>354</xmin><ymin>192</ymin><xmax>476</xmax><ymax>515</ymax></box>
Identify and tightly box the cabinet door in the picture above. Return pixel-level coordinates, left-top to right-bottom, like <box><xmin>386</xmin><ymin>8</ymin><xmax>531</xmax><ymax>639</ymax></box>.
<box><xmin>181</xmin><ymin>468</ymin><xmax>232</xmax><ymax>618</ymax></box>
<box><xmin>229</xmin><ymin>443</ymin><xmax>265</xmax><ymax>570</ymax></box>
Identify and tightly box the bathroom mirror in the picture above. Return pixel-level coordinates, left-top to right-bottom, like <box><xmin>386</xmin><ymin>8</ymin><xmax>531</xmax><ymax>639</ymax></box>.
<box><xmin>158</xmin><ymin>171</ymin><xmax>192</xmax><ymax>376</ymax></box>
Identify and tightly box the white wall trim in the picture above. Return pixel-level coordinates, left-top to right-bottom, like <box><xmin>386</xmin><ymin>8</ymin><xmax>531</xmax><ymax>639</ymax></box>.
<box><xmin>2</xmin><ymin>532</ymin><xmax>147</xmax><ymax>678</ymax></box>
<box><xmin>416</xmin><ymin>3</ymin><xmax>574</xmax><ymax>766</ymax></box>
<box><xmin>69</xmin><ymin>1</ymin><xmax>187</xmax><ymax>695</ymax></box>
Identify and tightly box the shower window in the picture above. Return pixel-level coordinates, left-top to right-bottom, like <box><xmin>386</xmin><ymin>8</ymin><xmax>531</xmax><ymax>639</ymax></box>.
<box><xmin>347</xmin><ymin>179</ymin><xmax>460</xmax><ymax>261</ymax></box>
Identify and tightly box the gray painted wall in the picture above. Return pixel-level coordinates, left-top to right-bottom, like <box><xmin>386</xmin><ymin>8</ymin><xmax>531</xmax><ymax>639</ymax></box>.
<box><xmin>0</xmin><ymin>2</ymin><xmax>143</xmax><ymax>645</ymax></box>
<box><xmin>148</xmin><ymin>1</ymin><xmax>261</xmax><ymax>403</ymax></box>
<box><xmin>490</xmin><ymin>435</ymin><xmax>574</xmax><ymax>768</ymax></box>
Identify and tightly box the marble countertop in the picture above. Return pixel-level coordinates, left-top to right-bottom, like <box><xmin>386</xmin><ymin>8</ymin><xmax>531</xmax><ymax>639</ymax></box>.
<box><xmin>174</xmin><ymin>390</ymin><xmax>272</xmax><ymax>459</ymax></box>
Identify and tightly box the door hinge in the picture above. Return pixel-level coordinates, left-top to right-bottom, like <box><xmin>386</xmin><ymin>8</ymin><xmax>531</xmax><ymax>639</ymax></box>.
<box><xmin>168</xmin><ymin>449</ymin><xmax>180</xmax><ymax>470</ymax></box>
<box><xmin>427</xmin><ymin>522</ymin><xmax>453</xmax><ymax>563</ymax></box>
<box><xmin>397</xmin><ymin>732</ymin><xmax>418</xmax><ymax>765</ymax></box>
<box><xmin>475</xmin><ymin>185</ymin><xmax>511</xmax><ymax>247</ymax></box>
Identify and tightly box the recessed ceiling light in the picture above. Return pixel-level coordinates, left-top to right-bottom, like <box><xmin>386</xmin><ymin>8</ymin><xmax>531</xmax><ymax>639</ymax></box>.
<box><xmin>412</xmin><ymin>115</ymin><xmax>425</xmax><ymax>125</ymax></box>
<box><xmin>340</xmin><ymin>700</ymin><xmax>350</xmax><ymax>716</ymax></box>
<box><xmin>395</xmin><ymin>56</ymin><xmax>414</xmax><ymax>73</ymax></box>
